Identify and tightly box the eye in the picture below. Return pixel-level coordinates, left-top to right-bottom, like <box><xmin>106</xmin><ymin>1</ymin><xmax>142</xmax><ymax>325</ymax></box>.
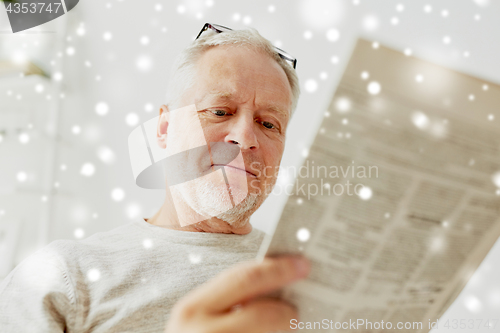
<box><xmin>210</xmin><ymin>109</ymin><xmax>230</xmax><ymax>117</ymax></box>
<box><xmin>261</xmin><ymin>121</ymin><xmax>276</xmax><ymax>130</ymax></box>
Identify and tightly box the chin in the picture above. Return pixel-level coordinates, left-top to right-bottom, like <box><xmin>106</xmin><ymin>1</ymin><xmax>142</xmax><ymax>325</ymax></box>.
<box><xmin>168</xmin><ymin>163</ymin><xmax>278</xmax><ymax>226</ymax></box>
<box><xmin>215</xmin><ymin>192</ymin><xmax>260</xmax><ymax>226</ymax></box>
<box><xmin>179</xmin><ymin>179</ymin><xmax>261</xmax><ymax>225</ymax></box>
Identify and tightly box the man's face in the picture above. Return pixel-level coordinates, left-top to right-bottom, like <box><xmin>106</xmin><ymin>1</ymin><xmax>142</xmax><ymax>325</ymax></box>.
<box><xmin>163</xmin><ymin>45</ymin><xmax>293</xmax><ymax>225</ymax></box>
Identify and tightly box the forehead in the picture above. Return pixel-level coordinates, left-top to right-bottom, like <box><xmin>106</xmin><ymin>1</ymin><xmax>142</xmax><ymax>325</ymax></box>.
<box><xmin>193</xmin><ymin>45</ymin><xmax>293</xmax><ymax>115</ymax></box>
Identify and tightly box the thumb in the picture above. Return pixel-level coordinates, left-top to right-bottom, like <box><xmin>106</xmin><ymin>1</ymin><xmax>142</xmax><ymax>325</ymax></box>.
<box><xmin>181</xmin><ymin>256</ymin><xmax>310</xmax><ymax>312</ymax></box>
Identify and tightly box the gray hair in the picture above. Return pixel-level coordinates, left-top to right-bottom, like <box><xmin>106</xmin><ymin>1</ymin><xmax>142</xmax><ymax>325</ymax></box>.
<box><xmin>165</xmin><ymin>28</ymin><xmax>300</xmax><ymax>114</ymax></box>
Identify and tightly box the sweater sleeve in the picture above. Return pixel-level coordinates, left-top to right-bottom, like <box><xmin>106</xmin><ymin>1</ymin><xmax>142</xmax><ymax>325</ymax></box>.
<box><xmin>0</xmin><ymin>242</ymin><xmax>76</xmax><ymax>332</ymax></box>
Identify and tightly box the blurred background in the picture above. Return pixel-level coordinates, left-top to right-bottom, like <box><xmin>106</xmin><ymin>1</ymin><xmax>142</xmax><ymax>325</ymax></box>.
<box><xmin>0</xmin><ymin>0</ymin><xmax>499</xmax><ymax>331</ymax></box>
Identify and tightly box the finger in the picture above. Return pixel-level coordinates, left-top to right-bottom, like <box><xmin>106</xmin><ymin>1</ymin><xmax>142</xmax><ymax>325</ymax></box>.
<box><xmin>182</xmin><ymin>256</ymin><xmax>310</xmax><ymax>313</ymax></box>
<box><xmin>219</xmin><ymin>298</ymin><xmax>299</xmax><ymax>333</ymax></box>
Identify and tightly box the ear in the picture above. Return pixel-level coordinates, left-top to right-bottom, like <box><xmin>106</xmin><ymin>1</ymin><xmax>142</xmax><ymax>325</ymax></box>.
<box><xmin>157</xmin><ymin>104</ymin><xmax>169</xmax><ymax>149</ymax></box>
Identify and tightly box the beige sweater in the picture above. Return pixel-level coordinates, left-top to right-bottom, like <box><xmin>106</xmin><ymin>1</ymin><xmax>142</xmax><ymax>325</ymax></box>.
<box><xmin>0</xmin><ymin>219</ymin><xmax>264</xmax><ymax>332</ymax></box>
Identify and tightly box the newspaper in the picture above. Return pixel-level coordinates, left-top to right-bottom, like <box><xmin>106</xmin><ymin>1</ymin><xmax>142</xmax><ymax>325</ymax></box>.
<box><xmin>257</xmin><ymin>39</ymin><xmax>500</xmax><ymax>333</ymax></box>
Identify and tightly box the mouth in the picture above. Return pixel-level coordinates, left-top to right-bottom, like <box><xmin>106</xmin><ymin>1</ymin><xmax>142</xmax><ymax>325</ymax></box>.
<box><xmin>212</xmin><ymin>164</ymin><xmax>257</xmax><ymax>178</ymax></box>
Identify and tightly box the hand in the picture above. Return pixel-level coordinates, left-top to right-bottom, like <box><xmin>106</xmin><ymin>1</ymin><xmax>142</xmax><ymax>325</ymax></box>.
<box><xmin>164</xmin><ymin>255</ymin><xmax>310</xmax><ymax>333</ymax></box>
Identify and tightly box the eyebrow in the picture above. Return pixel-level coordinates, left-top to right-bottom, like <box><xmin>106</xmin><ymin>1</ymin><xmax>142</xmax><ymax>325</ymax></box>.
<box><xmin>199</xmin><ymin>91</ymin><xmax>290</xmax><ymax>119</ymax></box>
<box><xmin>266</xmin><ymin>104</ymin><xmax>289</xmax><ymax>120</ymax></box>
<box><xmin>197</xmin><ymin>91</ymin><xmax>232</xmax><ymax>104</ymax></box>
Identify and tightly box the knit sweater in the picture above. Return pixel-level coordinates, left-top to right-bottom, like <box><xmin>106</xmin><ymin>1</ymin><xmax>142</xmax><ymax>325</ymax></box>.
<box><xmin>0</xmin><ymin>219</ymin><xmax>265</xmax><ymax>332</ymax></box>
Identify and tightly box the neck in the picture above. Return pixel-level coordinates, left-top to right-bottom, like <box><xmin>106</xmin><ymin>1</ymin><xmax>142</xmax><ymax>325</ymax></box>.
<box><xmin>147</xmin><ymin>193</ymin><xmax>253</xmax><ymax>235</ymax></box>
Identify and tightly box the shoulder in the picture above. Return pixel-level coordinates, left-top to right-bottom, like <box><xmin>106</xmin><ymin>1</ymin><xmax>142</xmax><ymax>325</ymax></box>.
<box><xmin>79</xmin><ymin>221</ymin><xmax>142</xmax><ymax>246</ymax></box>
<box><xmin>0</xmin><ymin>240</ymin><xmax>77</xmax><ymax>304</ymax></box>
<box><xmin>12</xmin><ymin>222</ymin><xmax>143</xmax><ymax>278</ymax></box>
<box><xmin>21</xmin><ymin>222</ymin><xmax>141</xmax><ymax>260</ymax></box>
<box><xmin>0</xmin><ymin>223</ymin><xmax>142</xmax><ymax>296</ymax></box>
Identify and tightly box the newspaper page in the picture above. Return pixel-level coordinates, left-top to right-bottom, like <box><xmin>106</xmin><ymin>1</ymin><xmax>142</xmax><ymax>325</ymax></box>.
<box><xmin>258</xmin><ymin>39</ymin><xmax>500</xmax><ymax>333</ymax></box>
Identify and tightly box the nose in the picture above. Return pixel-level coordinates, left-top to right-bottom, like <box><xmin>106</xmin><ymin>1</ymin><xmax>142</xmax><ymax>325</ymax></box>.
<box><xmin>225</xmin><ymin>114</ymin><xmax>259</xmax><ymax>151</ymax></box>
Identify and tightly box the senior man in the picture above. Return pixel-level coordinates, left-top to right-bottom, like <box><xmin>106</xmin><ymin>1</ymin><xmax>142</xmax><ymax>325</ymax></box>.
<box><xmin>0</xmin><ymin>24</ymin><xmax>309</xmax><ymax>333</ymax></box>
